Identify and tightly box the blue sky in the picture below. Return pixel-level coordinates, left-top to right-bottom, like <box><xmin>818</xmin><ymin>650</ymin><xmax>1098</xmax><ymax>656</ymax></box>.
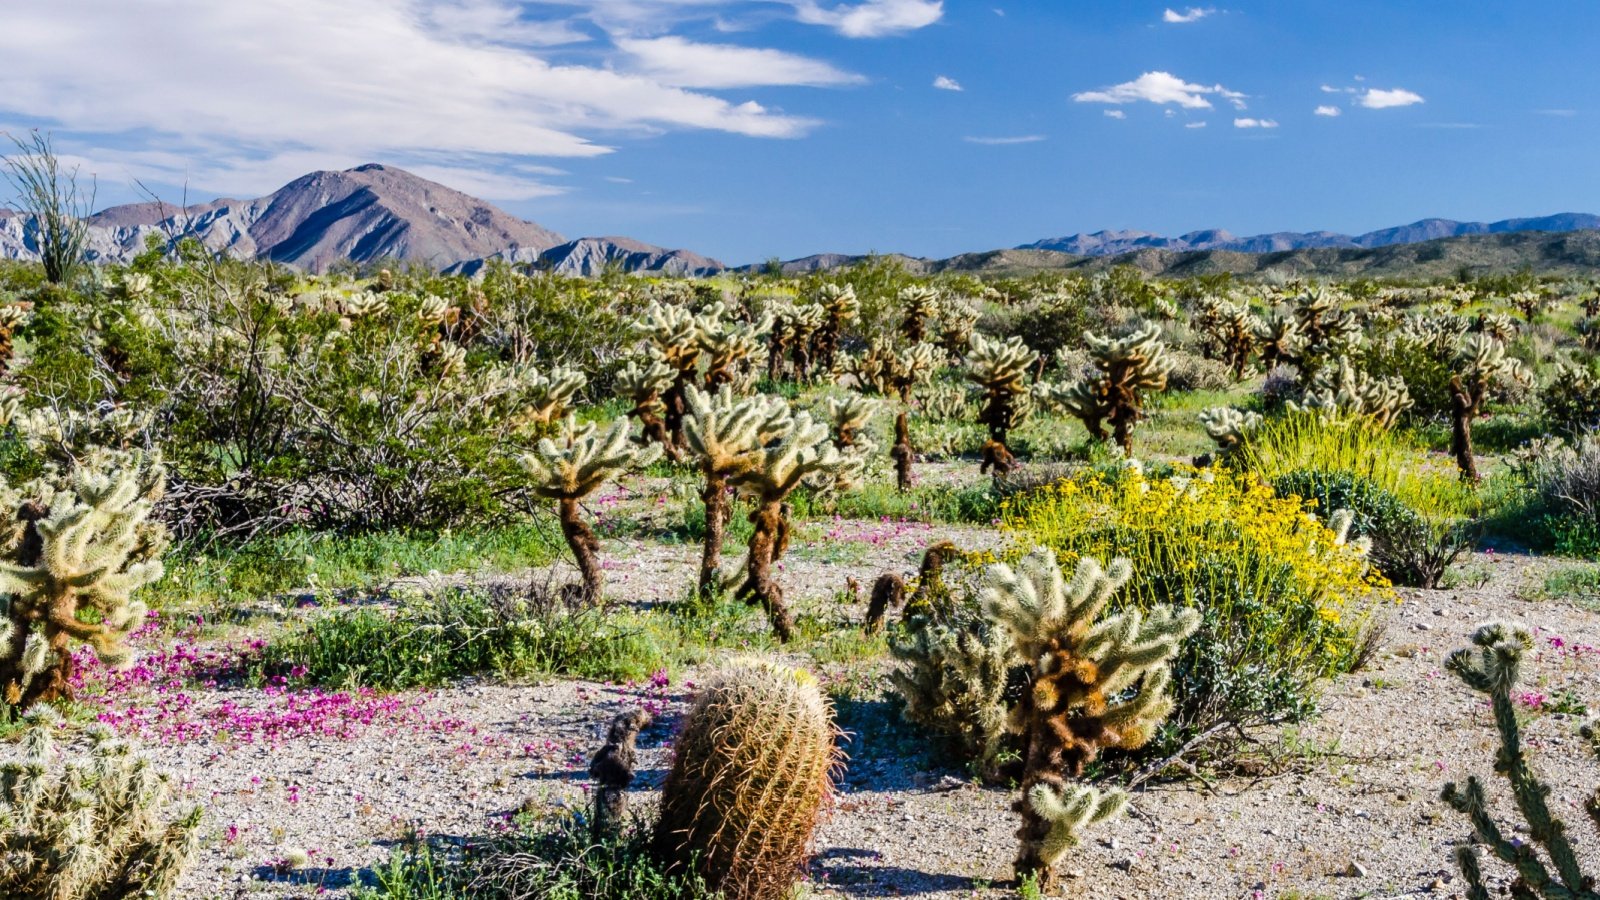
<box><xmin>2</xmin><ymin>1</ymin><xmax>1598</xmax><ymax>264</ymax></box>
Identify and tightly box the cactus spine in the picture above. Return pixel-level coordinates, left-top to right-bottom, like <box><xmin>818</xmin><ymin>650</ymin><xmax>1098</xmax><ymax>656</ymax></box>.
<box><xmin>1440</xmin><ymin>622</ymin><xmax>1600</xmax><ymax>899</ymax></box>
<box><xmin>681</xmin><ymin>386</ymin><xmax>790</xmax><ymax>597</ymax></box>
<box><xmin>520</xmin><ymin>417</ymin><xmax>661</xmax><ymax>602</ymax></box>
<box><xmin>0</xmin><ymin>452</ymin><xmax>167</xmax><ymax>711</ymax></box>
<box><xmin>0</xmin><ymin>708</ymin><xmax>203</xmax><ymax>899</ymax></box>
<box><xmin>1048</xmin><ymin>323</ymin><xmax>1171</xmax><ymax>452</ymax></box>
<box><xmin>981</xmin><ymin>548</ymin><xmax>1199</xmax><ymax>889</ymax></box>
<box><xmin>653</xmin><ymin>660</ymin><xmax>839</xmax><ymax>900</ymax></box>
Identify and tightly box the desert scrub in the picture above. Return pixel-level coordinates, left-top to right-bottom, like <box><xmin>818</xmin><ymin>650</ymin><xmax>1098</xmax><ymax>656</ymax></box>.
<box><xmin>253</xmin><ymin>584</ymin><xmax>666</xmax><ymax>689</ymax></box>
<box><xmin>363</xmin><ymin>816</ymin><xmax>717</xmax><ymax>900</ymax></box>
<box><xmin>1001</xmin><ymin>465</ymin><xmax>1395</xmax><ymax>748</ymax></box>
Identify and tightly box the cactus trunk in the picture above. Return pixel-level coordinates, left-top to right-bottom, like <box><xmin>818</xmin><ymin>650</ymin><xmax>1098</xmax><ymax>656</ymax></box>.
<box><xmin>737</xmin><ymin>500</ymin><xmax>796</xmax><ymax>641</ymax></box>
<box><xmin>558</xmin><ymin>497</ymin><xmax>604</xmax><ymax>602</ymax></box>
<box><xmin>698</xmin><ymin>476</ymin><xmax>730</xmax><ymax>597</ymax></box>
<box><xmin>892</xmin><ymin>411</ymin><xmax>915</xmax><ymax>491</ymax></box>
<box><xmin>1449</xmin><ymin>375</ymin><xmax>1479</xmax><ymax>482</ymax></box>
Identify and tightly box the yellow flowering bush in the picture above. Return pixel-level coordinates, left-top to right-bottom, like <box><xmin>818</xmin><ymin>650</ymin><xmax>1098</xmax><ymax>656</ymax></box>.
<box><xmin>1003</xmin><ymin>463</ymin><xmax>1395</xmax><ymax>746</ymax></box>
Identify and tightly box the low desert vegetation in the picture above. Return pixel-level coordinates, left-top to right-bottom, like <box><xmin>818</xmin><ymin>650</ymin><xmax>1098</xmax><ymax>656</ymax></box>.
<box><xmin>0</xmin><ymin>247</ymin><xmax>1597</xmax><ymax>898</ymax></box>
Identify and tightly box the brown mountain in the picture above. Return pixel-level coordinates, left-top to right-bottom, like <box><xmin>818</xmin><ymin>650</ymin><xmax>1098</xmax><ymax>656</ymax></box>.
<box><xmin>1</xmin><ymin>164</ymin><xmax>585</xmax><ymax>272</ymax></box>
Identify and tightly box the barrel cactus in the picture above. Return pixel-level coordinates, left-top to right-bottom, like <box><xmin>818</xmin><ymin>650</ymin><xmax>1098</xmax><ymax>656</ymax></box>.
<box><xmin>653</xmin><ymin>659</ymin><xmax>840</xmax><ymax>900</ymax></box>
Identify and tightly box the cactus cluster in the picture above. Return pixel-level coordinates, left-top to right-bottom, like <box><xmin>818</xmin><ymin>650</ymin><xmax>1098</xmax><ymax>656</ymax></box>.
<box><xmin>1195</xmin><ymin>296</ymin><xmax>1260</xmax><ymax>379</ymax></box>
<box><xmin>981</xmin><ymin>549</ymin><xmax>1199</xmax><ymax>888</ymax></box>
<box><xmin>1288</xmin><ymin>356</ymin><xmax>1414</xmax><ymax>430</ymax></box>
<box><xmin>616</xmin><ymin>357</ymin><xmax>678</xmax><ymax>458</ymax></box>
<box><xmin>0</xmin><ymin>709</ymin><xmax>203</xmax><ymax>899</ymax></box>
<box><xmin>1440</xmin><ymin>622</ymin><xmax>1599</xmax><ymax>899</ymax></box>
<box><xmin>1540</xmin><ymin>361</ymin><xmax>1600</xmax><ymax>435</ymax></box>
<box><xmin>899</xmin><ymin>285</ymin><xmax>942</xmax><ymax>343</ymax></box>
<box><xmin>888</xmin><ymin>608</ymin><xmax>1012</xmax><ymax>769</ymax></box>
<box><xmin>1199</xmin><ymin>405</ymin><xmax>1263</xmax><ymax>454</ymax></box>
<box><xmin>1045</xmin><ymin>323</ymin><xmax>1171</xmax><ymax>453</ymax></box>
<box><xmin>839</xmin><ymin>339</ymin><xmax>941</xmax><ymax>401</ymax></box>
<box><xmin>653</xmin><ymin>659</ymin><xmax>839</xmax><ymax>900</ymax></box>
<box><xmin>520</xmin><ymin>417</ymin><xmax>661</xmax><ymax>602</ymax></box>
<box><xmin>0</xmin><ymin>451</ymin><xmax>167</xmax><ymax>711</ymax></box>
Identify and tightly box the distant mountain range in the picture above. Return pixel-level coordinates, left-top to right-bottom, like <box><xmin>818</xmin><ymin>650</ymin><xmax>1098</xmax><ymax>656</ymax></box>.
<box><xmin>1</xmin><ymin>161</ymin><xmax>1597</xmax><ymax>280</ymax></box>
<box><xmin>1017</xmin><ymin>214</ymin><xmax>1600</xmax><ymax>257</ymax></box>
<box><xmin>0</xmin><ymin>164</ymin><xmax>722</xmax><ymax>277</ymax></box>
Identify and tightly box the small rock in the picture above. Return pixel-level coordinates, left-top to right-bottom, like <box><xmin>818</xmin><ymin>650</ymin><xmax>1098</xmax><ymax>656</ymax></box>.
<box><xmin>1344</xmin><ymin>861</ymin><xmax>1368</xmax><ymax>878</ymax></box>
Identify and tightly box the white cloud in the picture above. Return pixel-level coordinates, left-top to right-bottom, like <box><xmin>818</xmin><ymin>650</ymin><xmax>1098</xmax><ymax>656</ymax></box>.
<box><xmin>1185</xmin><ymin>121</ymin><xmax>1207</xmax><ymax>128</ymax></box>
<box><xmin>963</xmin><ymin>135</ymin><xmax>1045</xmax><ymax>145</ymax></box>
<box><xmin>616</xmin><ymin>35</ymin><xmax>863</xmax><ymax>88</ymax></box>
<box><xmin>0</xmin><ymin>0</ymin><xmax>833</xmax><ymax>200</ymax></box>
<box><xmin>1162</xmin><ymin>7</ymin><xmax>1214</xmax><ymax>23</ymax></box>
<box><xmin>1536</xmin><ymin>108</ymin><xmax>1577</xmax><ymax>117</ymax></box>
<box><xmin>604</xmin><ymin>176</ymin><xmax>635</xmax><ymax>184</ymax></box>
<box><xmin>932</xmin><ymin>75</ymin><xmax>963</xmax><ymax>91</ymax></box>
<box><xmin>1314</xmin><ymin>105</ymin><xmax>1341</xmax><ymax>117</ymax></box>
<box><xmin>1073</xmin><ymin>71</ymin><xmax>1246</xmax><ymax>111</ymax></box>
<box><xmin>1319</xmin><ymin>84</ymin><xmax>1345</xmax><ymax>94</ymax></box>
<box><xmin>1233</xmin><ymin>117</ymin><xmax>1278</xmax><ymax>129</ymax></box>
<box><xmin>1104</xmin><ymin>109</ymin><xmax>1125</xmax><ymax>119</ymax></box>
<box><xmin>1356</xmin><ymin>87</ymin><xmax>1424</xmax><ymax>109</ymax></box>
<box><xmin>792</xmin><ymin>0</ymin><xmax>943</xmax><ymax>37</ymax></box>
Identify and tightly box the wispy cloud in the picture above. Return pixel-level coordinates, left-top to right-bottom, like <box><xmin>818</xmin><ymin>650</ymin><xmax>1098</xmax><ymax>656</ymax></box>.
<box><xmin>0</xmin><ymin>0</ymin><xmax>839</xmax><ymax>200</ymax></box>
<box><xmin>1234</xmin><ymin>117</ymin><xmax>1278</xmax><ymax>129</ymax></box>
<box><xmin>932</xmin><ymin>75</ymin><xmax>962</xmax><ymax>91</ymax></box>
<box><xmin>1356</xmin><ymin>87</ymin><xmax>1424</xmax><ymax>109</ymax></box>
<box><xmin>1162</xmin><ymin>7</ymin><xmax>1215</xmax><ymax>24</ymax></box>
<box><xmin>963</xmin><ymin>134</ymin><xmax>1045</xmax><ymax>145</ymax></box>
<box><xmin>1535</xmin><ymin>108</ymin><xmax>1577</xmax><ymax>117</ymax></box>
<box><xmin>616</xmin><ymin>36</ymin><xmax>864</xmax><ymax>89</ymax></box>
<box><xmin>1314</xmin><ymin>105</ymin><xmax>1342</xmax><ymax>117</ymax></box>
<box><xmin>1103</xmin><ymin>109</ymin><xmax>1126</xmax><ymax>119</ymax></box>
<box><xmin>1074</xmin><ymin>71</ymin><xmax>1246</xmax><ymax>110</ymax></box>
<box><xmin>1185</xmin><ymin>121</ymin><xmax>1207</xmax><ymax>129</ymax></box>
<box><xmin>792</xmin><ymin>0</ymin><xmax>943</xmax><ymax>37</ymax></box>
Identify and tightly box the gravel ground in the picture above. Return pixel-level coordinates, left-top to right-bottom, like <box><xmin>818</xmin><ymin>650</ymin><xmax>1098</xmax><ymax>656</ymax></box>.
<box><xmin>12</xmin><ymin>534</ymin><xmax>1600</xmax><ymax>899</ymax></box>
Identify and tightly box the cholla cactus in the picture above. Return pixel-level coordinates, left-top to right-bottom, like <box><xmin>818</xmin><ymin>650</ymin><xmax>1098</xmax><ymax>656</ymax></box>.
<box><xmin>889</xmin><ymin>612</ymin><xmax>1011</xmax><ymax>767</ymax></box>
<box><xmin>727</xmin><ymin>413</ymin><xmax>849</xmax><ymax>640</ymax></box>
<box><xmin>1449</xmin><ymin>335</ymin><xmax>1528</xmax><ymax>481</ymax></box>
<box><xmin>1046</xmin><ymin>323</ymin><xmax>1171</xmax><ymax>453</ymax></box>
<box><xmin>1507</xmin><ymin>289</ymin><xmax>1553</xmax><ymax>324</ymax></box>
<box><xmin>1440</xmin><ymin>622</ymin><xmax>1600</xmax><ymax>900</ymax></box>
<box><xmin>634</xmin><ymin>302</ymin><xmax>704</xmax><ymax>445</ymax></box>
<box><xmin>936</xmin><ymin>299</ymin><xmax>981</xmax><ymax>356</ymax></box>
<box><xmin>12</xmin><ymin>405</ymin><xmax>154</xmax><ymax>462</ymax></box>
<box><xmin>840</xmin><ymin>340</ymin><xmax>941</xmax><ymax>402</ymax></box>
<box><xmin>821</xmin><ymin>393</ymin><xmax>878</xmax><ymax>450</ymax></box>
<box><xmin>1199</xmin><ymin>406</ymin><xmax>1262</xmax><ymax>453</ymax></box>
<box><xmin>1542</xmin><ymin>362</ymin><xmax>1600</xmax><ymax>435</ymax></box>
<box><xmin>681</xmin><ymin>386</ymin><xmax>791</xmax><ymax>597</ymax></box>
<box><xmin>1196</xmin><ymin>297</ymin><xmax>1260</xmax><ymax>379</ymax></box>
<box><xmin>1253</xmin><ymin>310</ymin><xmax>1305</xmax><ymax>371</ymax></box>
<box><xmin>768</xmin><ymin>303</ymin><xmax>823</xmax><ymax>382</ymax></box>
<box><xmin>0</xmin><ymin>452</ymin><xmax>167</xmax><ymax>711</ymax></box>
<box><xmin>520</xmin><ymin>417</ymin><xmax>661</xmax><ymax>601</ymax></box>
<box><xmin>1290</xmin><ymin>287</ymin><xmax>1363</xmax><ymax>369</ymax></box>
<box><xmin>587</xmin><ymin>709</ymin><xmax>651</xmax><ymax>841</ymax></box>
<box><xmin>919</xmin><ymin>386</ymin><xmax>970</xmax><ymax>423</ymax></box>
<box><xmin>1288</xmin><ymin>356</ymin><xmax>1413</xmax><ymax>430</ymax></box>
<box><xmin>0</xmin><ymin>709</ymin><xmax>203</xmax><ymax>899</ymax></box>
<box><xmin>0</xmin><ymin>302</ymin><xmax>33</xmax><ymax>374</ymax></box>
<box><xmin>899</xmin><ymin>285</ymin><xmax>941</xmax><ymax>343</ymax></box>
<box><xmin>967</xmin><ymin>334</ymin><xmax>1037</xmax><ymax>474</ymax></box>
<box><xmin>521</xmin><ymin>365</ymin><xmax>587</xmax><ymax>430</ymax></box>
<box><xmin>1474</xmin><ymin>311</ymin><xmax>1519</xmax><ymax>344</ymax></box>
<box><xmin>813</xmin><ymin>283</ymin><xmax>858</xmax><ymax>374</ymax></box>
<box><xmin>653</xmin><ymin>660</ymin><xmax>840</xmax><ymax>900</ymax></box>
<box><xmin>700</xmin><ymin>312</ymin><xmax>772</xmax><ymax>390</ymax></box>
<box><xmin>617</xmin><ymin>357</ymin><xmax>678</xmax><ymax>458</ymax></box>
<box><xmin>981</xmin><ymin>549</ymin><xmax>1199</xmax><ymax>888</ymax></box>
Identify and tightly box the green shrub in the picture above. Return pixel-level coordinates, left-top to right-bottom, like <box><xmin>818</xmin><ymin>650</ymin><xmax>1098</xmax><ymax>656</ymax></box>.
<box><xmin>363</xmin><ymin>816</ymin><xmax>717</xmax><ymax>900</ymax></box>
<box><xmin>1271</xmin><ymin>470</ymin><xmax>1473</xmax><ymax>589</ymax></box>
<box><xmin>1000</xmin><ymin>465</ymin><xmax>1394</xmax><ymax>751</ymax></box>
<box><xmin>255</xmin><ymin>584</ymin><xmax>664</xmax><ymax>689</ymax></box>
